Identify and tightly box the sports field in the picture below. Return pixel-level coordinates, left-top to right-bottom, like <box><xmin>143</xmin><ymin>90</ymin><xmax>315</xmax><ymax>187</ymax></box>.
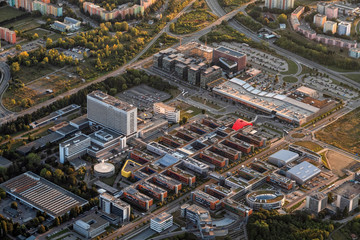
<box><xmin>0</xmin><ymin>6</ymin><xmax>25</xmax><ymax>22</ymax></box>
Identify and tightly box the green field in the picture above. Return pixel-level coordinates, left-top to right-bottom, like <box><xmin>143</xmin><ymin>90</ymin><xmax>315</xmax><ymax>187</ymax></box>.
<box><xmin>0</xmin><ymin>6</ymin><xmax>25</xmax><ymax>22</ymax></box>
<box><xmin>283</xmin><ymin>76</ymin><xmax>298</xmax><ymax>83</ymax></box>
<box><xmin>181</xmin><ymin>106</ymin><xmax>203</xmax><ymax>119</ymax></box>
<box><xmin>293</xmin><ymin>141</ymin><xmax>323</xmax><ymax>152</ymax></box>
<box><xmin>2</xmin><ymin>16</ymin><xmax>42</xmax><ymax>31</ymax></box>
<box><xmin>316</xmin><ymin>107</ymin><xmax>360</xmax><ymax>154</ymax></box>
<box><xmin>281</xmin><ymin>59</ymin><xmax>298</xmax><ymax>75</ymax></box>
<box><xmin>344</xmin><ymin>74</ymin><xmax>360</xmax><ymax>83</ymax></box>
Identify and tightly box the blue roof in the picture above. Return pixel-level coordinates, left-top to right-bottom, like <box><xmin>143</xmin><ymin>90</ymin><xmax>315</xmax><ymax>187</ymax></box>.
<box><xmin>156</xmin><ymin>154</ymin><xmax>179</xmax><ymax>167</ymax></box>
<box><xmin>64</xmin><ymin>17</ymin><xmax>80</xmax><ymax>24</ymax></box>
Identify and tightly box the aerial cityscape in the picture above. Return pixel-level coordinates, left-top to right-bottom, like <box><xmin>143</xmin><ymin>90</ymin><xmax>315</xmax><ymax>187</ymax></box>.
<box><xmin>0</xmin><ymin>0</ymin><xmax>359</xmax><ymax>239</ymax></box>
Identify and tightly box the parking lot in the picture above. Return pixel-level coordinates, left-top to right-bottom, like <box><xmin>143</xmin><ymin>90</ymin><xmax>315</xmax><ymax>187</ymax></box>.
<box><xmin>303</xmin><ymin>75</ymin><xmax>359</xmax><ymax>99</ymax></box>
<box><xmin>117</xmin><ymin>84</ymin><xmax>171</xmax><ymax>111</ymax></box>
<box><xmin>0</xmin><ymin>197</ymin><xmax>37</xmax><ymax>224</ymax></box>
<box><xmin>215</xmin><ymin>42</ymin><xmax>289</xmax><ymax>72</ymax></box>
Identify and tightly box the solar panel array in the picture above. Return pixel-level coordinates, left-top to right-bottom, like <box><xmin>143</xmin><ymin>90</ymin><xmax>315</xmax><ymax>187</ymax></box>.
<box><xmin>2</xmin><ymin>172</ymin><xmax>87</xmax><ymax>217</ymax></box>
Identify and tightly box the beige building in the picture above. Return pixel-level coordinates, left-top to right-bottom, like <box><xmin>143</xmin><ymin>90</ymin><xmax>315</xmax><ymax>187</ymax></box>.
<box><xmin>153</xmin><ymin>102</ymin><xmax>180</xmax><ymax>123</ymax></box>
<box><xmin>313</xmin><ymin>14</ymin><xmax>327</xmax><ymax>28</ymax></box>
<box><xmin>323</xmin><ymin>21</ymin><xmax>337</xmax><ymax>34</ymax></box>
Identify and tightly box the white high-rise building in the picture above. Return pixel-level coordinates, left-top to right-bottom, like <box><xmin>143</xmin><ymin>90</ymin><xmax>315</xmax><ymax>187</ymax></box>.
<box><xmin>337</xmin><ymin>21</ymin><xmax>351</xmax><ymax>36</ymax></box>
<box><xmin>265</xmin><ymin>0</ymin><xmax>294</xmax><ymax>10</ymax></box>
<box><xmin>59</xmin><ymin>133</ymin><xmax>91</xmax><ymax>163</ymax></box>
<box><xmin>87</xmin><ymin>91</ymin><xmax>137</xmax><ymax>136</ymax></box>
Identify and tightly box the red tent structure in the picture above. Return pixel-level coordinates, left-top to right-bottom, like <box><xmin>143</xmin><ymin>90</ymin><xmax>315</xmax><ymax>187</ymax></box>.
<box><xmin>232</xmin><ymin>119</ymin><xmax>252</xmax><ymax>131</ymax></box>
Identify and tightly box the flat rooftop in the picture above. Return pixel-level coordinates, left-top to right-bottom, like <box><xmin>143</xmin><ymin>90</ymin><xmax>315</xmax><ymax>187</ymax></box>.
<box><xmin>1</xmin><ymin>172</ymin><xmax>88</xmax><ymax>218</ymax></box>
<box><xmin>154</xmin><ymin>102</ymin><xmax>176</xmax><ymax>112</ymax></box>
<box><xmin>287</xmin><ymin>161</ymin><xmax>321</xmax><ymax>182</ymax></box>
<box><xmin>214</xmin><ymin>78</ymin><xmax>319</xmax><ymax>122</ymax></box>
<box><xmin>140</xmin><ymin>182</ymin><xmax>167</xmax><ymax>194</ymax></box>
<box><xmin>192</xmin><ymin>190</ymin><xmax>219</xmax><ymax>202</ymax></box>
<box><xmin>155</xmin><ymin>174</ymin><xmax>182</xmax><ymax>186</ymax></box>
<box><xmin>123</xmin><ymin>187</ymin><xmax>152</xmax><ymax>202</ymax></box>
<box><xmin>334</xmin><ymin>181</ymin><xmax>360</xmax><ymax>199</ymax></box>
<box><xmin>215</xmin><ymin>46</ymin><xmax>245</xmax><ymax>58</ymax></box>
<box><xmin>152</xmin><ymin>212</ymin><xmax>172</xmax><ymax>223</ymax></box>
<box><xmin>269</xmin><ymin>150</ymin><xmax>299</xmax><ymax>162</ymax></box>
<box><xmin>60</xmin><ymin>134</ymin><xmax>89</xmax><ymax>148</ymax></box>
<box><xmin>75</xmin><ymin>213</ymin><xmax>108</xmax><ymax>231</ymax></box>
<box><xmin>88</xmin><ymin>90</ymin><xmax>135</xmax><ymax>111</ymax></box>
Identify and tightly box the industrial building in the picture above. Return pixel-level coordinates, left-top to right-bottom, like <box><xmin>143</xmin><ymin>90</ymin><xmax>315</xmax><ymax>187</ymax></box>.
<box><xmin>213</xmin><ymin>46</ymin><xmax>247</xmax><ymax>72</ymax></box>
<box><xmin>286</xmin><ymin>161</ymin><xmax>321</xmax><ymax>185</ymax></box>
<box><xmin>150</xmin><ymin>212</ymin><xmax>173</xmax><ymax>233</ymax></box>
<box><xmin>121</xmin><ymin>187</ymin><xmax>153</xmax><ymax>210</ymax></box>
<box><xmin>191</xmin><ymin>190</ymin><xmax>220</xmax><ymax>210</ymax></box>
<box><xmin>87</xmin><ymin>90</ymin><xmax>137</xmax><ymax>136</ymax></box>
<box><xmin>153</xmin><ymin>102</ymin><xmax>180</xmax><ymax>123</ymax></box>
<box><xmin>73</xmin><ymin>213</ymin><xmax>110</xmax><ymax>238</ymax></box>
<box><xmin>99</xmin><ymin>193</ymin><xmax>131</xmax><ymax>223</ymax></box>
<box><xmin>268</xmin><ymin>150</ymin><xmax>299</xmax><ymax>167</ymax></box>
<box><xmin>0</xmin><ymin>172</ymin><xmax>88</xmax><ymax>218</ymax></box>
<box><xmin>306</xmin><ymin>192</ymin><xmax>328</xmax><ymax>213</ymax></box>
<box><xmin>334</xmin><ymin>181</ymin><xmax>360</xmax><ymax>212</ymax></box>
<box><xmin>213</xmin><ymin>78</ymin><xmax>322</xmax><ymax>125</ymax></box>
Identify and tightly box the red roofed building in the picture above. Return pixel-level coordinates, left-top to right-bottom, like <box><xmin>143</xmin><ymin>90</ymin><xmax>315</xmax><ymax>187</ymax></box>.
<box><xmin>232</xmin><ymin>119</ymin><xmax>252</xmax><ymax>131</ymax></box>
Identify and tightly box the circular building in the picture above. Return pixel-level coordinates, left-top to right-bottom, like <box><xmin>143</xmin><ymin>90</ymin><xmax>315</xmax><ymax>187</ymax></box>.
<box><xmin>246</xmin><ymin>190</ymin><xmax>285</xmax><ymax>210</ymax></box>
<box><xmin>94</xmin><ymin>161</ymin><xmax>115</xmax><ymax>177</ymax></box>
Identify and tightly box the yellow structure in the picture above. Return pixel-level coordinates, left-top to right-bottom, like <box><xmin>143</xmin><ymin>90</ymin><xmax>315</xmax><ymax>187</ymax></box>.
<box><xmin>121</xmin><ymin>160</ymin><xmax>141</xmax><ymax>178</ymax></box>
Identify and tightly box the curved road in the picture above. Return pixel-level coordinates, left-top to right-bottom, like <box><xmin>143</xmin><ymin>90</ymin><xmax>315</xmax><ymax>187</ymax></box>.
<box><xmin>0</xmin><ymin>62</ymin><xmax>13</xmax><ymax>121</ymax></box>
<box><xmin>205</xmin><ymin>0</ymin><xmax>360</xmax><ymax>89</ymax></box>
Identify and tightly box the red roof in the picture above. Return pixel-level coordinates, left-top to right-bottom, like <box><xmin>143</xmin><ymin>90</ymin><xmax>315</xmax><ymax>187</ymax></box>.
<box><xmin>232</xmin><ymin>119</ymin><xmax>252</xmax><ymax>131</ymax></box>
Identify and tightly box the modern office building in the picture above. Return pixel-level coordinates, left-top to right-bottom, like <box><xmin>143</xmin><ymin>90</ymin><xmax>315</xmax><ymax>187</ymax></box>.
<box><xmin>152</xmin><ymin>174</ymin><xmax>182</xmax><ymax>194</ymax></box>
<box><xmin>99</xmin><ymin>193</ymin><xmax>131</xmax><ymax>222</ymax></box>
<box><xmin>213</xmin><ymin>47</ymin><xmax>247</xmax><ymax>72</ymax></box>
<box><xmin>191</xmin><ymin>190</ymin><xmax>220</xmax><ymax>210</ymax></box>
<box><xmin>200</xmin><ymin>66</ymin><xmax>222</xmax><ymax>88</ymax></box>
<box><xmin>73</xmin><ymin>213</ymin><xmax>110</xmax><ymax>239</ymax></box>
<box><xmin>137</xmin><ymin>182</ymin><xmax>168</xmax><ymax>202</ymax></box>
<box><xmin>166</xmin><ymin>166</ymin><xmax>196</xmax><ymax>186</ymax></box>
<box><xmin>265</xmin><ymin>0</ymin><xmax>294</xmax><ymax>10</ymax></box>
<box><xmin>313</xmin><ymin>14</ymin><xmax>327</xmax><ymax>28</ymax></box>
<box><xmin>0</xmin><ymin>27</ymin><xmax>16</xmax><ymax>44</ymax></box>
<box><xmin>121</xmin><ymin>187</ymin><xmax>153</xmax><ymax>210</ymax></box>
<box><xmin>323</xmin><ymin>21</ymin><xmax>337</xmax><ymax>34</ymax></box>
<box><xmin>222</xmin><ymin>199</ymin><xmax>253</xmax><ymax>217</ymax></box>
<box><xmin>0</xmin><ymin>172</ymin><xmax>88</xmax><ymax>219</ymax></box>
<box><xmin>286</xmin><ymin>161</ymin><xmax>321</xmax><ymax>185</ymax></box>
<box><xmin>181</xmin><ymin>204</ymin><xmax>215</xmax><ymax>239</ymax></box>
<box><xmin>266</xmin><ymin>173</ymin><xmax>294</xmax><ymax>190</ymax></box>
<box><xmin>153</xmin><ymin>102</ymin><xmax>180</xmax><ymax>123</ymax></box>
<box><xmin>306</xmin><ymin>192</ymin><xmax>328</xmax><ymax>213</ymax></box>
<box><xmin>150</xmin><ymin>212</ymin><xmax>173</xmax><ymax>233</ymax></box>
<box><xmin>59</xmin><ymin>133</ymin><xmax>91</xmax><ymax>164</ymax></box>
<box><xmin>268</xmin><ymin>149</ymin><xmax>299</xmax><ymax>167</ymax></box>
<box><xmin>337</xmin><ymin>21</ymin><xmax>351</xmax><ymax>36</ymax></box>
<box><xmin>87</xmin><ymin>90</ymin><xmax>137</xmax><ymax>136</ymax></box>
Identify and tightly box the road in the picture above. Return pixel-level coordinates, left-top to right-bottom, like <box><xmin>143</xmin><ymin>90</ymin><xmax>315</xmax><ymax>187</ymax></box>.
<box><xmin>0</xmin><ymin>62</ymin><xmax>13</xmax><ymax>121</ymax></box>
<box><xmin>205</xmin><ymin>0</ymin><xmax>360</xmax><ymax>90</ymax></box>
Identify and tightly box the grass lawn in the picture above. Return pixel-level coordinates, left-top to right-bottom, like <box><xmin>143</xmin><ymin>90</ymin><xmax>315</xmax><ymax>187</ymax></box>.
<box><xmin>291</xmin><ymin>133</ymin><xmax>305</xmax><ymax>138</ymax></box>
<box><xmin>25</xmin><ymin>28</ymin><xmax>52</xmax><ymax>39</ymax></box>
<box><xmin>316</xmin><ymin>107</ymin><xmax>360</xmax><ymax>155</ymax></box>
<box><xmin>12</xmin><ymin>64</ymin><xmax>60</xmax><ymax>84</ymax></box>
<box><xmin>191</xmin><ymin>96</ymin><xmax>222</xmax><ymax>110</ymax></box>
<box><xmin>181</xmin><ymin>106</ymin><xmax>203</xmax><ymax>119</ymax></box>
<box><xmin>344</xmin><ymin>74</ymin><xmax>360</xmax><ymax>83</ymax></box>
<box><xmin>283</xmin><ymin>76</ymin><xmax>298</xmax><ymax>83</ymax></box>
<box><xmin>293</xmin><ymin>141</ymin><xmax>323</xmax><ymax>152</ymax></box>
<box><xmin>300</xmin><ymin>64</ymin><xmax>317</xmax><ymax>75</ymax></box>
<box><xmin>140</xmin><ymin>33</ymin><xmax>179</xmax><ymax>60</ymax></box>
<box><xmin>281</xmin><ymin>59</ymin><xmax>298</xmax><ymax>75</ymax></box>
<box><xmin>326</xmin><ymin>65</ymin><xmax>356</xmax><ymax>73</ymax></box>
<box><xmin>0</xmin><ymin>6</ymin><xmax>25</xmax><ymax>22</ymax></box>
<box><xmin>2</xmin><ymin>16</ymin><xmax>43</xmax><ymax>31</ymax></box>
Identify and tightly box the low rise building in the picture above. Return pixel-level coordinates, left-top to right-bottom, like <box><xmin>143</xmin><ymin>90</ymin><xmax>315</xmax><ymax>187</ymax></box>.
<box><xmin>349</xmin><ymin>48</ymin><xmax>360</xmax><ymax>58</ymax></box>
<box><xmin>286</xmin><ymin>161</ymin><xmax>321</xmax><ymax>185</ymax></box>
<box><xmin>181</xmin><ymin>204</ymin><xmax>215</xmax><ymax>239</ymax></box>
<box><xmin>153</xmin><ymin>102</ymin><xmax>180</xmax><ymax>123</ymax></box>
<box><xmin>268</xmin><ymin>150</ymin><xmax>299</xmax><ymax>167</ymax></box>
<box><xmin>150</xmin><ymin>212</ymin><xmax>173</xmax><ymax>233</ymax></box>
<box><xmin>73</xmin><ymin>213</ymin><xmax>109</xmax><ymax>238</ymax></box>
<box><xmin>191</xmin><ymin>190</ymin><xmax>220</xmax><ymax>210</ymax></box>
